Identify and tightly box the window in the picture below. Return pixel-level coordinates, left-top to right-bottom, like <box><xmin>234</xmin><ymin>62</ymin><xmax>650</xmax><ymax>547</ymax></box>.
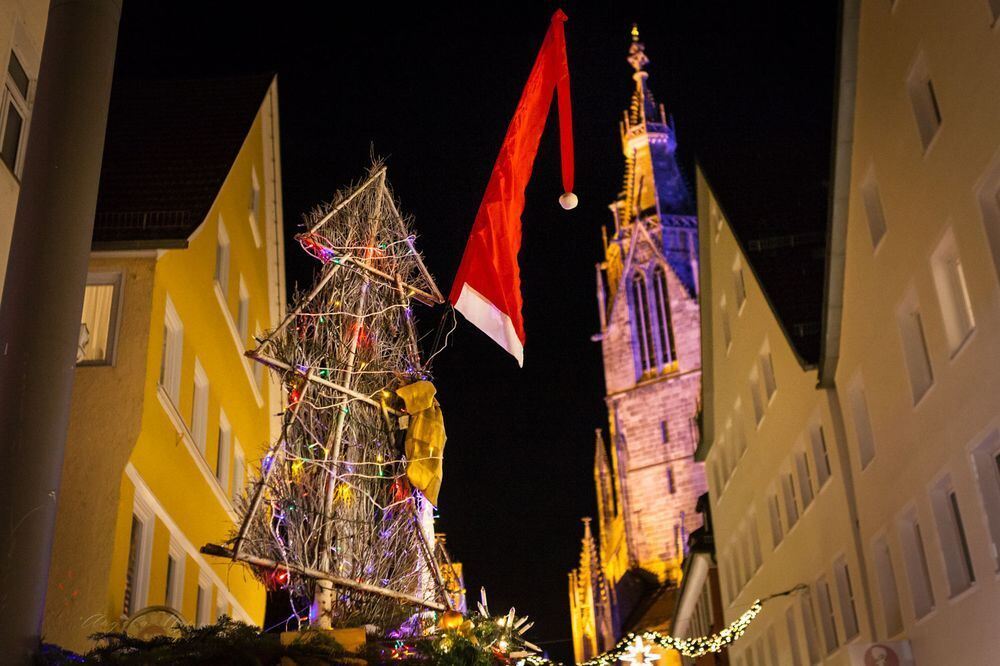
<box><xmin>667</xmin><ymin>467</ymin><xmax>676</xmax><ymax>494</ymax></box>
<box><xmin>799</xmin><ymin>589</ymin><xmax>822</xmax><ymax>665</ymax></box>
<box><xmin>123</xmin><ymin>496</ymin><xmax>153</xmax><ymax>617</ymax></box>
<box><xmin>766</xmin><ymin>625</ymin><xmax>778</xmax><ymax>666</ymax></box>
<box><xmin>191</xmin><ymin>360</ymin><xmax>209</xmax><ymax>454</ymax></box>
<box><xmin>165</xmin><ymin>541</ymin><xmax>185</xmax><ymax>612</ymax></box>
<box><xmin>750</xmin><ymin>372</ymin><xmax>765</xmax><ymax>426</ymax></box>
<box><xmin>782</xmin><ymin>473</ymin><xmax>799</xmax><ymax>529</ymax></box>
<box><xmin>232</xmin><ymin>441</ymin><xmax>246</xmax><ymax>503</ymax></box>
<box><xmin>848</xmin><ymin>378</ymin><xmax>876</xmax><ymax>469</ymax></box>
<box><xmin>720</xmin><ymin>296</ymin><xmax>733</xmax><ymax>351</ymax></box>
<box><xmin>215</xmin><ymin>218</ymin><xmax>230</xmax><ymax>293</ymax></box>
<box><xmin>652</xmin><ymin>265</ymin><xmax>677</xmax><ymax>368</ymax></box>
<box><xmin>861</xmin><ymin>166</ymin><xmax>888</xmax><ymax>248</ymax></box>
<box><xmin>631</xmin><ymin>272</ymin><xmax>655</xmax><ymax>376</ymax></box>
<box><xmin>834</xmin><ymin>558</ymin><xmax>859</xmax><ymax>640</ymax></box>
<box><xmin>236</xmin><ymin>276</ymin><xmax>250</xmax><ymax>344</ymax></box>
<box><xmin>1</xmin><ymin>50</ymin><xmax>30</xmax><ymax>175</ymax></box>
<box><xmin>795</xmin><ymin>449</ymin><xmax>815</xmax><ymax>509</ymax></box>
<box><xmin>768</xmin><ymin>493</ymin><xmax>783</xmax><ymax>548</ymax></box>
<box><xmin>248</xmin><ymin>166</ymin><xmax>262</xmax><ymax>247</ymax></box>
<box><xmin>906</xmin><ymin>54</ymin><xmax>942</xmax><ymax>151</ymax></box>
<box><xmin>976</xmin><ymin>154</ymin><xmax>1000</xmax><ymax>284</ymax></box>
<box><xmin>749</xmin><ymin>514</ymin><xmax>762</xmax><ymax>571</ymax></box>
<box><xmin>196</xmin><ymin>577</ymin><xmax>212</xmax><ymax>627</ymax></box>
<box><xmin>741</xmin><ymin>532</ymin><xmax>754</xmax><ymax>584</ymax></box>
<box><xmin>785</xmin><ymin>606</ymin><xmax>803</xmax><ymax>666</ymax></box>
<box><xmin>898</xmin><ymin>512</ymin><xmax>935</xmax><ymax>618</ymax></box>
<box><xmin>810</xmin><ymin>425</ymin><xmax>832</xmax><ymax>488</ymax></box>
<box><xmin>733</xmin><ymin>260</ymin><xmax>747</xmax><ymax>310</ymax></box>
<box><xmin>78</xmin><ymin>273</ymin><xmax>122</xmax><ymax>365</ymax></box>
<box><xmin>760</xmin><ymin>350</ymin><xmax>777</xmax><ymax>401</ymax></box>
<box><xmin>930</xmin><ymin>229</ymin><xmax>975</xmax><ymax>354</ymax></box>
<box><xmin>734</xmin><ymin>405</ymin><xmax>747</xmax><ymax>457</ymax></box>
<box><xmin>660</xmin><ymin>420</ymin><xmax>669</xmax><ymax>444</ymax></box>
<box><xmin>872</xmin><ymin>535</ymin><xmax>903</xmax><ymax>636</ymax></box>
<box><xmin>929</xmin><ymin>477</ymin><xmax>975</xmax><ymax>595</ymax></box>
<box><xmin>815</xmin><ymin>576</ymin><xmax>839</xmax><ymax>654</ymax></box>
<box><xmin>970</xmin><ymin>430</ymin><xmax>1000</xmax><ymax>570</ymax></box>
<box><xmin>896</xmin><ymin>295</ymin><xmax>934</xmax><ymax>403</ymax></box>
<box><xmin>216</xmin><ymin>411</ymin><xmax>232</xmax><ymax>492</ymax></box>
<box><xmin>711</xmin><ymin>201</ymin><xmax>723</xmax><ymax>240</ymax></box>
<box><xmin>159</xmin><ymin>297</ymin><xmax>183</xmax><ymax>406</ymax></box>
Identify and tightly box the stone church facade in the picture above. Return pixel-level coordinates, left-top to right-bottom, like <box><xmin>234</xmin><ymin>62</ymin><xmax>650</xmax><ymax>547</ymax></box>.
<box><xmin>570</xmin><ymin>30</ymin><xmax>707</xmax><ymax>663</ymax></box>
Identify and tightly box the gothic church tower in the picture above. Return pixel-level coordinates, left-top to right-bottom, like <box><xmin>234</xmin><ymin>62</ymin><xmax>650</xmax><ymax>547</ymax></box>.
<box><xmin>571</xmin><ymin>29</ymin><xmax>707</xmax><ymax>660</ymax></box>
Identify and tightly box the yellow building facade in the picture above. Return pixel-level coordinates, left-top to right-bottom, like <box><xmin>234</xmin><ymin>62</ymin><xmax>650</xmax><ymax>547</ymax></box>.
<box><xmin>696</xmin><ymin>0</ymin><xmax>1000</xmax><ymax>663</ymax></box>
<box><xmin>43</xmin><ymin>75</ymin><xmax>285</xmax><ymax>651</ymax></box>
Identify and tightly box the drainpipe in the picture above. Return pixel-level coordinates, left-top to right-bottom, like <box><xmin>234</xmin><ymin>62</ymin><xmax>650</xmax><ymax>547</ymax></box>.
<box><xmin>0</xmin><ymin>1</ymin><xmax>121</xmax><ymax>661</ymax></box>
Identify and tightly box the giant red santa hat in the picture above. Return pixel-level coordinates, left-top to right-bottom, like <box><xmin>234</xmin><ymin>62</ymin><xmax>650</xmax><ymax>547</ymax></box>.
<box><xmin>449</xmin><ymin>10</ymin><xmax>576</xmax><ymax>366</ymax></box>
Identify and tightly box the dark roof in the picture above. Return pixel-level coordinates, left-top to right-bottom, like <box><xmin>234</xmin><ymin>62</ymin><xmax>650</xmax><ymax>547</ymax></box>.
<box><xmin>93</xmin><ymin>74</ymin><xmax>273</xmax><ymax>246</ymax></box>
<box><xmin>698</xmin><ymin>121</ymin><xmax>833</xmax><ymax>366</ymax></box>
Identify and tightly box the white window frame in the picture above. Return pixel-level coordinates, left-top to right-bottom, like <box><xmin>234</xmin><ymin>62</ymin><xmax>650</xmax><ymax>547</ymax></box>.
<box><xmin>720</xmin><ymin>295</ymin><xmax>733</xmax><ymax>353</ymax></box>
<box><xmin>782</xmin><ymin>470</ymin><xmax>800</xmax><ymax>529</ymax></box>
<box><xmin>159</xmin><ymin>295</ymin><xmax>183</xmax><ymax>408</ymax></box>
<box><xmin>785</xmin><ymin>605</ymin><xmax>804</xmax><ymax>666</ymax></box>
<box><xmin>248</xmin><ymin>165</ymin><xmax>262</xmax><ymax>247</ymax></box>
<box><xmin>795</xmin><ymin>443</ymin><xmax>815</xmax><ymax>510</ymax></box>
<box><xmin>906</xmin><ymin>53</ymin><xmax>942</xmax><ymax>152</ymax></box>
<box><xmin>232</xmin><ymin>440</ymin><xmax>246</xmax><ymax>503</ymax></box>
<box><xmin>930</xmin><ymin>227</ymin><xmax>975</xmax><ymax>355</ymax></box>
<box><xmin>749</xmin><ymin>370</ymin><xmax>765</xmax><ymax>427</ymax></box>
<box><xmin>191</xmin><ymin>359</ymin><xmax>209</xmax><ymax>455</ymax></box>
<box><xmin>196</xmin><ymin>573</ymin><xmax>212</xmax><ymax>627</ymax></box>
<box><xmin>897</xmin><ymin>508</ymin><xmax>936</xmax><ymax>619</ymax></box>
<box><xmin>165</xmin><ymin>538</ymin><xmax>185</xmax><ymax>613</ymax></box>
<box><xmin>799</xmin><ymin>588</ymin><xmax>822</xmax><ymax>665</ymax></box>
<box><xmin>216</xmin><ymin>410</ymin><xmax>232</xmax><ymax>493</ymax></box>
<box><xmin>815</xmin><ymin>575</ymin><xmax>839</xmax><ymax>655</ymax></box>
<box><xmin>733</xmin><ymin>258</ymin><xmax>747</xmax><ymax>312</ymax></box>
<box><xmin>237</xmin><ymin>275</ymin><xmax>250</xmax><ymax>344</ymax></box>
<box><xmin>848</xmin><ymin>374</ymin><xmax>877</xmax><ymax>470</ymax></box>
<box><xmin>833</xmin><ymin>557</ymin><xmax>860</xmax><ymax>641</ymax></box>
<box><xmin>896</xmin><ymin>290</ymin><xmax>934</xmax><ymax>404</ymax></box>
<box><xmin>928</xmin><ymin>474</ymin><xmax>976</xmax><ymax>597</ymax></box>
<box><xmin>768</xmin><ymin>489</ymin><xmax>784</xmax><ymax>548</ymax></box>
<box><xmin>215</xmin><ymin>216</ymin><xmax>230</xmax><ymax>294</ymax></box>
<box><xmin>125</xmin><ymin>493</ymin><xmax>154</xmax><ymax>617</ymax></box>
<box><xmin>78</xmin><ymin>271</ymin><xmax>124</xmax><ymax>366</ymax></box>
<box><xmin>969</xmin><ymin>428</ymin><xmax>1000</xmax><ymax>571</ymax></box>
<box><xmin>809</xmin><ymin>422</ymin><xmax>832</xmax><ymax>488</ymax></box>
<box><xmin>759</xmin><ymin>345</ymin><xmax>777</xmax><ymax>402</ymax></box>
<box><xmin>860</xmin><ymin>164</ymin><xmax>887</xmax><ymax>249</ymax></box>
<box><xmin>0</xmin><ymin>48</ymin><xmax>32</xmax><ymax>178</ymax></box>
<box><xmin>871</xmin><ymin>532</ymin><xmax>903</xmax><ymax>637</ymax></box>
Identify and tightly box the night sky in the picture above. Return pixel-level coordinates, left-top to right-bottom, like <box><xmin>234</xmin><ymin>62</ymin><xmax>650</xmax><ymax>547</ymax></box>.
<box><xmin>113</xmin><ymin>2</ymin><xmax>837</xmax><ymax>660</ymax></box>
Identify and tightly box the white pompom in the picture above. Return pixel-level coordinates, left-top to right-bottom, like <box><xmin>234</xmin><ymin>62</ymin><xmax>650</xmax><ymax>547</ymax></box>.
<box><xmin>559</xmin><ymin>191</ymin><xmax>579</xmax><ymax>210</ymax></box>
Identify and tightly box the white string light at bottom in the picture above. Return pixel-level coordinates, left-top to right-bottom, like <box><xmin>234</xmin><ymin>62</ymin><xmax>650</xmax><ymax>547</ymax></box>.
<box><xmin>521</xmin><ymin>584</ymin><xmax>806</xmax><ymax>666</ymax></box>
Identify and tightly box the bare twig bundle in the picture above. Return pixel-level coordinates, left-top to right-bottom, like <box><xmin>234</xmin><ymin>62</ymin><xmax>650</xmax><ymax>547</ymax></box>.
<box><xmin>225</xmin><ymin>163</ymin><xmax>448</xmax><ymax>631</ymax></box>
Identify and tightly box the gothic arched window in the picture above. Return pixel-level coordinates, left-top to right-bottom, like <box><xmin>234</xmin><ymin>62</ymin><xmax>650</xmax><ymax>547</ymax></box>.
<box><xmin>653</xmin><ymin>265</ymin><xmax>677</xmax><ymax>369</ymax></box>
<box><xmin>631</xmin><ymin>272</ymin><xmax>655</xmax><ymax>375</ymax></box>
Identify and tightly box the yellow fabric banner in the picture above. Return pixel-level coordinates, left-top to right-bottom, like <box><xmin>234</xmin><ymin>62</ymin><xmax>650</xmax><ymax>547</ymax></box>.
<box><xmin>395</xmin><ymin>380</ymin><xmax>446</xmax><ymax>505</ymax></box>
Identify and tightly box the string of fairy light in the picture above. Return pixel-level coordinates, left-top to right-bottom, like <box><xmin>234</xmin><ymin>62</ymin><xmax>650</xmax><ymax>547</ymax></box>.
<box><xmin>229</xmin><ymin>165</ymin><xmax>454</xmax><ymax>628</ymax></box>
<box><xmin>520</xmin><ymin>585</ymin><xmax>805</xmax><ymax>666</ymax></box>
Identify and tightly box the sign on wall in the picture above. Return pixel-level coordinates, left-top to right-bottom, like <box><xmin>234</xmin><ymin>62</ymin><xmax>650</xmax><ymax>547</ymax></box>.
<box><xmin>848</xmin><ymin>641</ymin><xmax>915</xmax><ymax>666</ymax></box>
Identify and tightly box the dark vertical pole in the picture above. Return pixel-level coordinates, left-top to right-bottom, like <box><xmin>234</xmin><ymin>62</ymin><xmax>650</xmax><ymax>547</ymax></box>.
<box><xmin>0</xmin><ymin>0</ymin><xmax>120</xmax><ymax>661</ymax></box>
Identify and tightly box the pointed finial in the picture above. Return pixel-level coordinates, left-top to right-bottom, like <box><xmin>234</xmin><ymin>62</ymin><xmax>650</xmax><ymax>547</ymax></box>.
<box><xmin>627</xmin><ymin>26</ymin><xmax>649</xmax><ymax>72</ymax></box>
